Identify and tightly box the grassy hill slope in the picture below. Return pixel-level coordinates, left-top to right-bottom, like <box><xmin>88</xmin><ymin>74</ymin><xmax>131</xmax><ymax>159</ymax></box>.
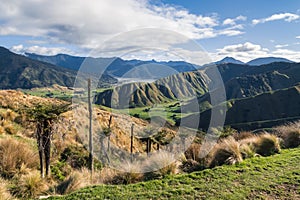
<box><xmin>49</xmin><ymin>148</ymin><xmax>300</xmax><ymax>200</ymax></box>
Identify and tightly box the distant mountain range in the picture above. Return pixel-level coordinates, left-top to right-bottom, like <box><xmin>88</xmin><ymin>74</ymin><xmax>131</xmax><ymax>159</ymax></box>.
<box><xmin>246</xmin><ymin>57</ymin><xmax>294</xmax><ymax>66</ymax></box>
<box><xmin>0</xmin><ymin>47</ymin><xmax>117</xmax><ymax>89</ymax></box>
<box><xmin>25</xmin><ymin>53</ymin><xmax>199</xmax><ymax>79</ymax></box>
<box><xmin>212</xmin><ymin>56</ymin><xmax>294</xmax><ymax>66</ymax></box>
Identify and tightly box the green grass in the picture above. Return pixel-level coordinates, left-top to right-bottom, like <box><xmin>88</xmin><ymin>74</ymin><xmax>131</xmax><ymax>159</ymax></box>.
<box><xmin>99</xmin><ymin>100</ymin><xmax>195</xmax><ymax>125</ymax></box>
<box><xmin>48</xmin><ymin>148</ymin><xmax>300</xmax><ymax>200</ymax></box>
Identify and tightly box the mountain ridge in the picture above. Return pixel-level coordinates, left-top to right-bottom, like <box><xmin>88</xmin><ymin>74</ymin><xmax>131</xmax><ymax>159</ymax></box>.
<box><xmin>0</xmin><ymin>46</ymin><xmax>117</xmax><ymax>89</ymax></box>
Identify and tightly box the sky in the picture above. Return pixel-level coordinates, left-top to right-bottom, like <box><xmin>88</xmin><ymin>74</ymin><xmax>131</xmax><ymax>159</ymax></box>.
<box><xmin>0</xmin><ymin>0</ymin><xmax>300</xmax><ymax>64</ymax></box>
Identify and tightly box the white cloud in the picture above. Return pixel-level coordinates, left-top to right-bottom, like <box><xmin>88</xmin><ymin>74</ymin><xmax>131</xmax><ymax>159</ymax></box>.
<box><xmin>296</xmin><ymin>36</ymin><xmax>300</xmax><ymax>39</ymax></box>
<box><xmin>223</xmin><ymin>15</ymin><xmax>247</xmax><ymax>25</ymax></box>
<box><xmin>10</xmin><ymin>44</ymin><xmax>75</xmax><ymax>56</ymax></box>
<box><xmin>252</xmin><ymin>13</ymin><xmax>300</xmax><ymax>25</ymax></box>
<box><xmin>215</xmin><ymin>42</ymin><xmax>269</xmax><ymax>62</ymax></box>
<box><xmin>0</xmin><ymin>0</ymin><xmax>246</xmax><ymax>52</ymax></box>
<box><xmin>214</xmin><ymin>42</ymin><xmax>300</xmax><ymax>63</ymax></box>
<box><xmin>0</xmin><ymin>0</ymin><xmax>220</xmax><ymax>47</ymax></box>
<box><xmin>272</xmin><ymin>48</ymin><xmax>300</xmax><ymax>62</ymax></box>
<box><xmin>218</xmin><ymin>42</ymin><xmax>263</xmax><ymax>53</ymax></box>
<box><xmin>275</xmin><ymin>44</ymin><xmax>289</xmax><ymax>48</ymax></box>
<box><xmin>218</xmin><ymin>29</ymin><xmax>244</xmax><ymax>36</ymax></box>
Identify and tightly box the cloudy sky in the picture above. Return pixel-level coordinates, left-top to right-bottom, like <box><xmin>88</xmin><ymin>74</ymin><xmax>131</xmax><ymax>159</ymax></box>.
<box><xmin>0</xmin><ymin>0</ymin><xmax>300</xmax><ymax>64</ymax></box>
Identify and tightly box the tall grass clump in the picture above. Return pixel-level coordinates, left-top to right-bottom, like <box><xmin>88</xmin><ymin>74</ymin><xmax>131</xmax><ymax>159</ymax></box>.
<box><xmin>254</xmin><ymin>134</ymin><xmax>280</xmax><ymax>156</ymax></box>
<box><xmin>275</xmin><ymin>121</ymin><xmax>300</xmax><ymax>148</ymax></box>
<box><xmin>108</xmin><ymin>162</ymin><xmax>144</xmax><ymax>184</ymax></box>
<box><xmin>0</xmin><ymin>138</ymin><xmax>38</xmax><ymax>178</ymax></box>
<box><xmin>56</xmin><ymin>170</ymin><xmax>88</xmax><ymax>195</ymax></box>
<box><xmin>0</xmin><ymin>178</ymin><xmax>13</xmax><ymax>200</ymax></box>
<box><xmin>17</xmin><ymin>170</ymin><xmax>48</xmax><ymax>198</ymax></box>
<box><xmin>208</xmin><ymin>137</ymin><xmax>243</xmax><ymax>168</ymax></box>
<box><xmin>233</xmin><ymin>131</ymin><xmax>255</xmax><ymax>141</ymax></box>
<box><xmin>241</xmin><ymin>134</ymin><xmax>280</xmax><ymax>156</ymax></box>
<box><xmin>184</xmin><ymin>143</ymin><xmax>202</xmax><ymax>161</ymax></box>
<box><xmin>144</xmin><ymin>151</ymin><xmax>178</xmax><ymax>179</ymax></box>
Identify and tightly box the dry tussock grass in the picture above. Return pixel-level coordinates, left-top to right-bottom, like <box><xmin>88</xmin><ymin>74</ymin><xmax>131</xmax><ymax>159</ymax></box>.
<box><xmin>275</xmin><ymin>121</ymin><xmax>300</xmax><ymax>148</ymax></box>
<box><xmin>207</xmin><ymin>137</ymin><xmax>243</xmax><ymax>168</ymax></box>
<box><xmin>240</xmin><ymin>133</ymin><xmax>280</xmax><ymax>156</ymax></box>
<box><xmin>0</xmin><ymin>138</ymin><xmax>38</xmax><ymax>178</ymax></box>
<box><xmin>56</xmin><ymin>170</ymin><xmax>89</xmax><ymax>195</ymax></box>
<box><xmin>17</xmin><ymin>170</ymin><xmax>49</xmax><ymax>198</ymax></box>
<box><xmin>144</xmin><ymin>151</ymin><xmax>178</xmax><ymax>179</ymax></box>
<box><xmin>184</xmin><ymin>143</ymin><xmax>202</xmax><ymax>161</ymax></box>
<box><xmin>0</xmin><ymin>178</ymin><xmax>13</xmax><ymax>200</ymax></box>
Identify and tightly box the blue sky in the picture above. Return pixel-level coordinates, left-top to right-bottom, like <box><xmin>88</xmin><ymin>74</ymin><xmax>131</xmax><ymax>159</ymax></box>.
<box><xmin>0</xmin><ymin>0</ymin><xmax>300</xmax><ymax>63</ymax></box>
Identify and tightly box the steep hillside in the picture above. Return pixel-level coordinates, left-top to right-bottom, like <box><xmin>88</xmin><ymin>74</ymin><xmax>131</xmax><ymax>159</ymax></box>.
<box><xmin>0</xmin><ymin>90</ymin><xmax>165</xmax><ymax>153</ymax></box>
<box><xmin>95</xmin><ymin>70</ymin><xmax>210</xmax><ymax>108</ymax></box>
<box><xmin>0</xmin><ymin>47</ymin><xmax>116</xmax><ymax>89</ymax></box>
<box><xmin>182</xmin><ymin>85</ymin><xmax>300</xmax><ymax>130</ymax></box>
<box><xmin>95</xmin><ymin>62</ymin><xmax>300</xmax><ymax>108</ymax></box>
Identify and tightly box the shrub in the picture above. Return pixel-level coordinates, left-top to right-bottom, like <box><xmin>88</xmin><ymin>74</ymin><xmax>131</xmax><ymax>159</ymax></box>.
<box><xmin>56</xmin><ymin>170</ymin><xmax>88</xmax><ymax>195</ymax></box>
<box><xmin>0</xmin><ymin>138</ymin><xmax>38</xmax><ymax>178</ymax></box>
<box><xmin>0</xmin><ymin>178</ymin><xmax>13</xmax><ymax>200</ymax></box>
<box><xmin>60</xmin><ymin>145</ymin><xmax>102</xmax><ymax>170</ymax></box>
<box><xmin>144</xmin><ymin>151</ymin><xmax>178</xmax><ymax>179</ymax></box>
<box><xmin>17</xmin><ymin>170</ymin><xmax>48</xmax><ymax>198</ymax></box>
<box><xmin>208</xmin><ymin>137</ymin><xmax>243</xmax><ymax>168</ymax></box>
<box><xmin>60</xmin><ymin>145</ymin><xmax>90</xmax><ymax>169</ymax></box>
<box><xmin>51</xmin><ymin>161</ymin><xmax>72</xmax><ymax>181</ymax></box>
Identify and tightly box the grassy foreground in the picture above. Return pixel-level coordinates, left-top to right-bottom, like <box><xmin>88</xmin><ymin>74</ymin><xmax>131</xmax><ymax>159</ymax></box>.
<box><xmin>49</xmin><ymin>148</ymin><xmax>300</xmax><ymax>200</ymax></box>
